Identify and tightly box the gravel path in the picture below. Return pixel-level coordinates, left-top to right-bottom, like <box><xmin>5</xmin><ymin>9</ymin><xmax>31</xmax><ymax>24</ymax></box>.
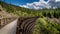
<box><xmin>0</xmin><ymin>19</ymin><xmax>18</xmax><ymax>34</ymax></box>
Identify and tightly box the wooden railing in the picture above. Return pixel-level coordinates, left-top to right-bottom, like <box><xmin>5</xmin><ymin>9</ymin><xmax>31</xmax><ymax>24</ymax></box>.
<box><xmin>0</xmin><ymin>17</ymin><xmax>16</xmax><ymax>29</ymax></box>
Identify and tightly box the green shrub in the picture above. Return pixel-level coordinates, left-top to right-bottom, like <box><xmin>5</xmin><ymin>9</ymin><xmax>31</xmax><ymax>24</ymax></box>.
<box><xmin>33</xmin><ymin>18</ymin><xmax>60</xmax><ymax>34</ymax></box>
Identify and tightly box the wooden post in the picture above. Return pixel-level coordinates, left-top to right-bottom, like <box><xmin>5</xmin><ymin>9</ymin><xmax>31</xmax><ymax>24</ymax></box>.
<box><xmin>5</xmin><ymin>18</ymin><xmax>7</xmax><ymax>25</ymax></box>
<box><xmin>0</xmin><ymin>19</ymin><xmax>1</xmax><ymax>27</ymax></box>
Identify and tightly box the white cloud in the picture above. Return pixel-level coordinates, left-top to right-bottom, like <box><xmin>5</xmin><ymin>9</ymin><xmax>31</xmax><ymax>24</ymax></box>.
<box><xmin>19</xmin><ymin>0</ymin><xmax>60</xmax><ymax>9</ymax></box>
<box><xmin>56</xmin><ymin>0</ymin><xmax>60</xmax><ymax>1</ymax></box>
<box><xmin>19</xmin><ymin>5</ymin><xmax>29</xmax><ymax>8</ymax></box>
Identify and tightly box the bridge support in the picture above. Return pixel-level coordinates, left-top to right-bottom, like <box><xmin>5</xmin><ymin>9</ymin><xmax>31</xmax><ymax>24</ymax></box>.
<box><xmin>16</xmin><ymin>16</ymin><xmax>39</xmax><ymax>34</ymax></box>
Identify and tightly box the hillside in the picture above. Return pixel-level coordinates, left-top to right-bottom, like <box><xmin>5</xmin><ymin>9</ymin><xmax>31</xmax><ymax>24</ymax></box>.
<box><xmin>0</xmin><ymin>5</ymin><xmax>14</xmax><ymax>18</ymax></box>
<box><xmin>0</xmin><ymin>1</ymin><xmax>60</xmax><ymax>34</ymax></box>
<box><xmin>0</xmin><ymin>1</ymin><xmax>36</xmax><ymax>17</ymax></box>
<box><xmin>0</xmin><ymin>1</ymin><xmax>60</xmax><ymax>18</ymax></box>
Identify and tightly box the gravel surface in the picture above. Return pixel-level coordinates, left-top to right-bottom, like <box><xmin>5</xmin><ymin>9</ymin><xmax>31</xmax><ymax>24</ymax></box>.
<box><xmin>0</xmin><ymin>19</ymin><xmax>18</xmax><ymax>34</ymax></box>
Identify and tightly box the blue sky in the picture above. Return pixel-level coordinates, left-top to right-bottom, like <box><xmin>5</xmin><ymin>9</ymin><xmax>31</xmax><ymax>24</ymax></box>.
<box><xmin>1</xmin><ymin>0</ymin><xmax>39</xmax><ymax>5</ymax></box>
<box><xmin>1</xmin><ymin>0</ymin><xmax>48</xmax><ymax>5</ymax></box>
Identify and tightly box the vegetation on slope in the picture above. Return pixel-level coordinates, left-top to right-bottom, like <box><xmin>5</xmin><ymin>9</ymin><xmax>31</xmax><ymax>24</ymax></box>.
<box><xmin>0</xmin><ymin>1</ymin><xmax>60</xmax><ymax>18</ymax></box>
<box><xmin>33</xmin><ymin>18</ymin><xmax>60</xmax><ymax>34</ymax></box>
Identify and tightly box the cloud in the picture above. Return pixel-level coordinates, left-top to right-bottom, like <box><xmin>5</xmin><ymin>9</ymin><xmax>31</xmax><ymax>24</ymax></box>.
<box><xmin>19</xmin><ymin>5</ymin><xmax>29</xmax><ymax>8</ymax></box>
<box><xmin>19</xmin><ymin>0</ymin><xmax>60</xmax><ymax>9</ymax></box>
<box><xmin>56</xmin><ymin>0</ymin><xmax>60</xmax><ymax>1</ymax></box>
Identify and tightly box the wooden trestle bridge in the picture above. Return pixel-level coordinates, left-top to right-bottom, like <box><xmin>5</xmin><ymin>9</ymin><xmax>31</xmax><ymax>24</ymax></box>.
<box><xmin>16</xmin><ymin>16</ymin><xmax>39</xmax><ymax>34</ymax></box>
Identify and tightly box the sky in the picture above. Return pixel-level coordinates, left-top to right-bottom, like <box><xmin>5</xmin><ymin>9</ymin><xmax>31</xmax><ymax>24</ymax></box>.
<box><xmin>1</xmin><ymin>0</ymin><xmax>60</xmax><ymax>9</ymax></box>
<box><xmin>1</xmin><ymin>0</ymin><xmax>39</xmax><ymax>5</ymax></box>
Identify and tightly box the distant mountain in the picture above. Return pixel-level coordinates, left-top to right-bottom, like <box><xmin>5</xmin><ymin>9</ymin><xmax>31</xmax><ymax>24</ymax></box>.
<box><xmin>48</xmin><ymin>0</ymin><xmax>60</xmax><ymax>8</ymax></box>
